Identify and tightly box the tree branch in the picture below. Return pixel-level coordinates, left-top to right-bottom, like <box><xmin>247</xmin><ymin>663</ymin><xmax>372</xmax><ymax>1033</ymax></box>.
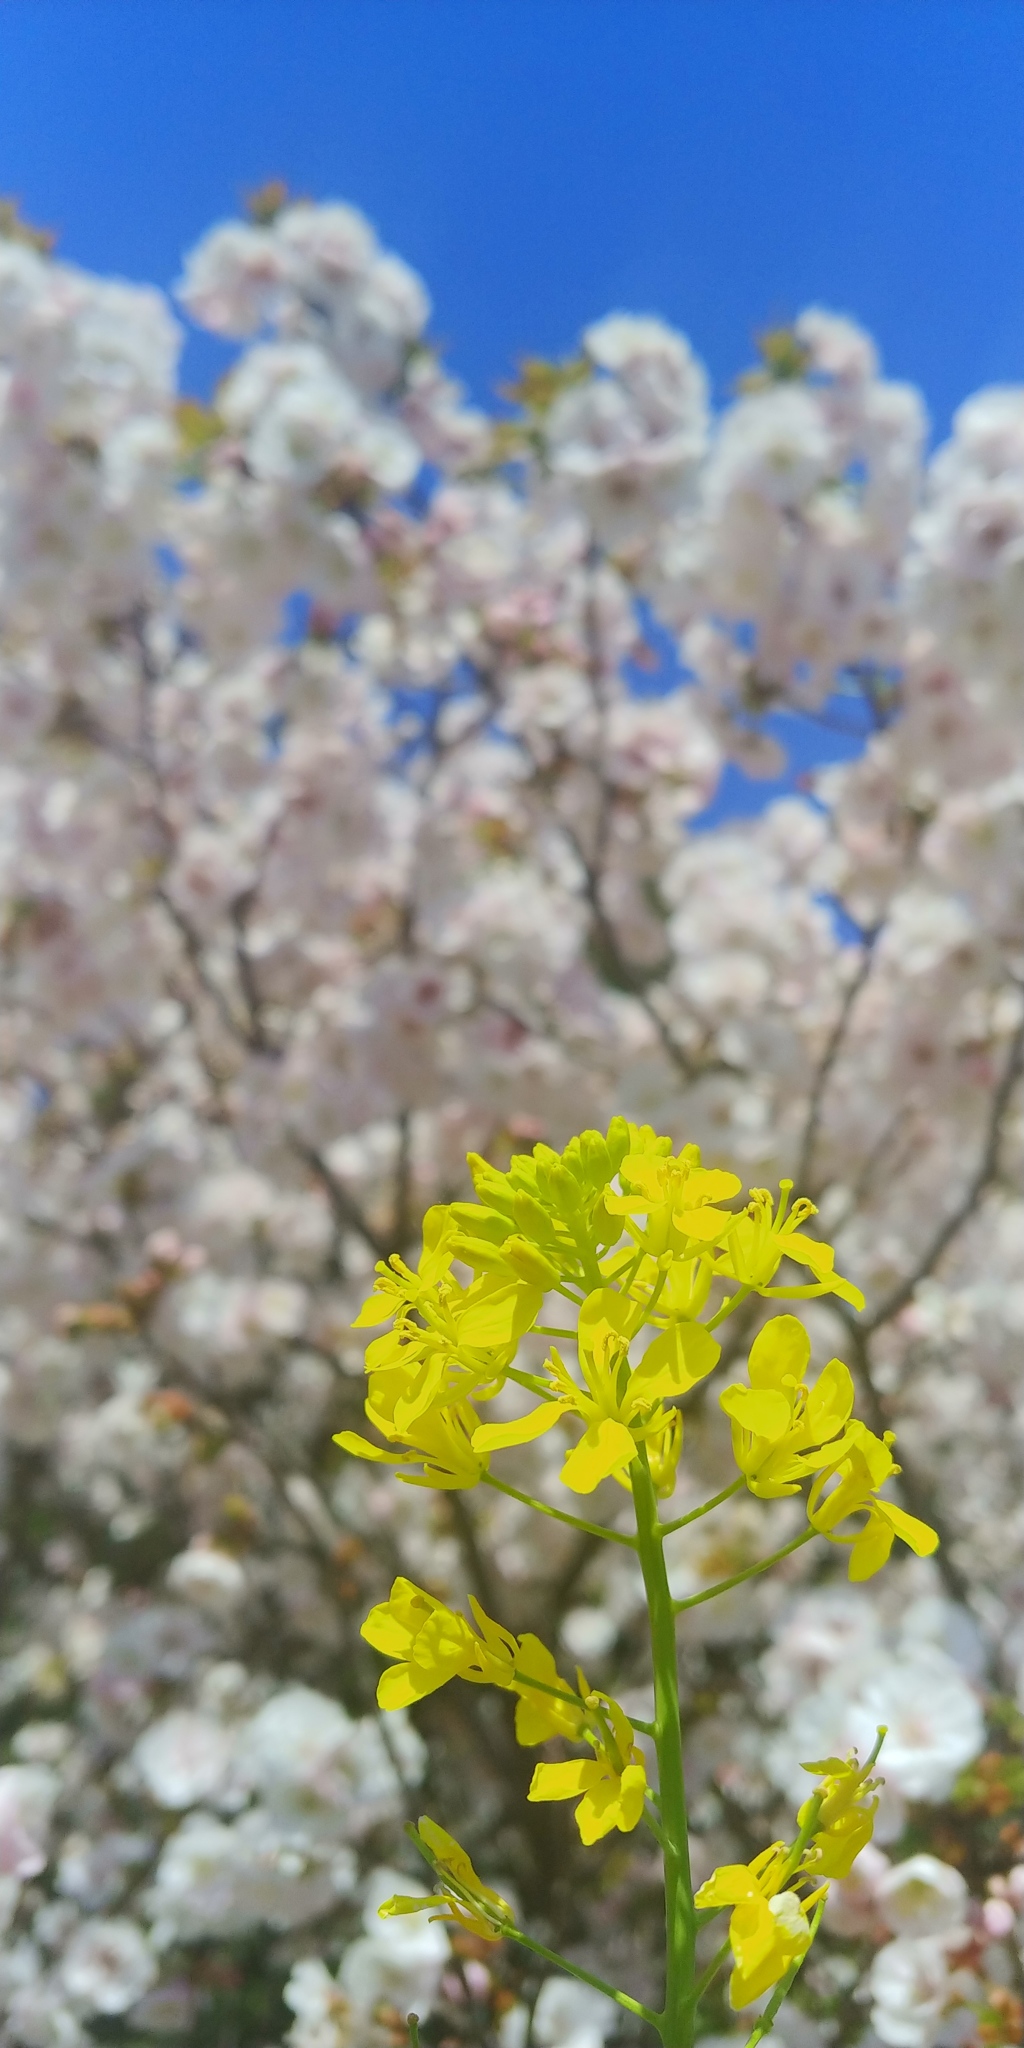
<box><xmin>291</xmin><ymin>1137</ymin><xmax>391</xmax><ymax>1264</ymax></box>
<box><xmin>854</xmin><ymin>1000</ymin><xmax>1024</xmax><ymax>1337</ymax></box>
<box><xmin>795</xmin><ymin>925</ymin><xmax>880</xmax><ymax>1193</ymax></box>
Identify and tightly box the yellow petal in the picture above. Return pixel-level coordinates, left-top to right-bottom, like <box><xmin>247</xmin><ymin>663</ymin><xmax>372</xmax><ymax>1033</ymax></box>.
<box><xmin>681</xmin><ymin>1169</ymin><xmax>742</xmax><ymax>1205</ymax></box>
<box><xmin>575</xmin><ymin>1779</ymin><xmax>625</xmax><ymax>1845</ymax></box>
<box><xmin>694</xmin><ymin>1865</ymin><xmax>758</xmax><ymax>1911</ymax></box>
<box><xmin>747</xmin><ymin>1315</ymin><xmax>810</xmax><ymax>1390</ymax></box>
<box><xmin>361</xmin><ymin>1606</ymin><xmax>416</xmax><ymax>1658</ymax></box>
<box><xmin>528</xmin><ymin>1759</ymin><xmax>599</xmax><ymax>1802</ymax></box>
<box><xmin>779</xmin><ymin>1232</ymin><xmax>834</xmax><ymax>1276</ymax></box>
<box><xmin>616</xmin><ymin>1761</ymin><xmax>648</xmax><ymax>1832</ymax></box>
<box><xmin>513</xmin><ymin>1635</ymin><xmax>583</xmax><ymax>1744</ymax></box>
<box><xmin>459</xmin><ymin>1277</ymin><xmax>542</xmax><ymax>1346</ymax></box>
<box><xmin>561</xmin><ymin>1417</ymin><xmax>637</xmax><ymax>1494</ymax></box>
<box><xmin>352</xmin><ymin>1290</ymin><xmax>399</xmax><ymax>1327</ymax></box>
<box><xmin>674</xmin><ymin>1205</ymin><xmax>739</xmax><ymax>1242</ymax></box>
<box><xmin>635</xmin><ymin>1322</ymin><xmax>720</xmax><ymax>1395</ymax></box>
<box><xmin>378</xmin><ymin>1892</ymin><xmax>447</xmax><ymax>1919</ymax></box>
<box><xmin>333</xmin><ymin>1430</ymin><xmax>398</xmax><ymax>1464</ymax></box>
<box><xmin>873</xmin><ymin>1498</ymin><xmax>939</xmax><ymax>1558</ymax></box>
<box><xmin>719</xmin><ymin>1384</ymin><xmax>793</xmax><ymax>1440</ymax></box>
<box><xmin>846</xmin><ymin>1512</ymin><xmax>895</xmax><ymax>1582</ymax></box>
<box><xmin>803</xmin><ymin>1356</ymin><xmax>854</xmax><ymax>1438</ymax></box>
<box><xmin>377</xmin><ymin>1664</ymin><xmax>423</xmax><ymax>1710</ymax></box>
<box><xmin>829</xmin><ymin>1272</ymin><xmax>866</xmax><ymax>1310</ymax></box>
<box><xmin>472</xmin><ymin>1402</ymin><xmax>565</xmax><ymax>1453</ymax></box>
<box><xmin>578</xmin><ymin>1287</ymin><xmax>634</xmax><ymax>1337</ymax></box>
<box><xmin>617</xmin><ymin>1157</ymin><xmax>669</xmax><ymax>1200</ymax></box>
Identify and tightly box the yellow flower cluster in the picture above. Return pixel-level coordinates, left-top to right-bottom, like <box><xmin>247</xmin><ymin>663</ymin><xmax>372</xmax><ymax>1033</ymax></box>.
<box><xmin>720</xmin><ymin>1314</ymin><xmax>937</xmax><ymax>1577</ymax></box>
<box><xmin>361</xmin><ymin>1577</ymin><xmax>647</xmax><ymax>1842</ymax></box>
<box><xmin>337</xmin><ymin>1121</ymin><xmax>936</xmax><ymax>1576</ymax></box>
<box><xmin>337</xmin><ymin>1124</ymin><xmax>930</xmax><ymax>2039</ymax></box>
<box><xmin>695</xmin><ymin>1735</ymin><xmax>885</xmax><ymax>2009</ymax></box>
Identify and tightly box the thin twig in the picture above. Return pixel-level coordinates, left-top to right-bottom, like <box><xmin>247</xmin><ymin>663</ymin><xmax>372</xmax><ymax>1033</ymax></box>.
<box><xmin>448</xmin><ymin>1489</ymin><xmax>500</xmax><ymax>1614</ymax></box>
<box><xmin>291</xmin><ymin>1137</ymin><xmax>390</xmax><ymax>1263</ymax></box>
<box><xmin>507</xmin><ymin>1930</ymin><xmax>661</xmax><ymax>2031</ymax></box>
<box><xmin>672</xmin><ymin>1527</ymin><xmax>817</xmax><ymax>1613</ymax></box>
<box><xmin>483</xmin><ymin>1473</ymin><xmax>636</xmax><ymax>1549</ymax></box>
<box><xmin>796</xmin><ymin>928</ymin><xmax>880</xmax><ymax>1192</ymax></box>
<box><xmin>854</xmin><ymin>1002</ymin><xmax>1024</xmax><ymax>1337</ymax></box>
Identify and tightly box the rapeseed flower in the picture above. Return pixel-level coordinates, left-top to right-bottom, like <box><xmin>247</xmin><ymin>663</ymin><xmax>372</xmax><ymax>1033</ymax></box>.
<box><xmin>334</xmin><ymin>1387</ymin><xmax>487</xmax><ymax>1490</ymax></box>
<box><xmin>695</xmin><ymin>1844</ymin><xmax>822</xmax><ymax>2009</ymax></box>
<box><xmin>528</xmin><ymin>1692</ymin><xmax>648</xmax><ymax>1844</ymax></box>
<box><xmin>473</xmin><ymin>1285</ymin><xmax>718</xmax><ymax>1494</ymax></box>
<box><xmin>362</xmin><ymin>1578</ymin><xmax>587</xmax><ymax>1737</ymax></box>
<box><xmin>380</xmin><ymin>1819</ymin><xmax>515</xmax><ymax>1941</ymax></box>
<box><xmin>719</xmin><ymin>1314</ymin><xmax>856</xmax><ymax>1497</ymax></box>
<box><xmin>807</xmin><ymin>1424</ymin><xmax>938</xmax><ymax>1579</ymax></box>
<box><xmin>713</xmin><ymin>1183</ymin><xmax>864</xmax><ymax>1309</ymax></box>
<box><xmin>798</xmin><ymin>1732</ymin><xmax>886</xmax><ymax>1879</ymax></box>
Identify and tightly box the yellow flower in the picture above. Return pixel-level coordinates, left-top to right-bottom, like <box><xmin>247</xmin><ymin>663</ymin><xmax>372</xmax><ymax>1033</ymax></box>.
<box><xmin>362</xmin><ymin>1579</ymin><xmax>587</xmax><ymax>1739</ymax></box>
<box><xmin>360</xmin><ymin>1577</ymin><xmax>514</xmax><ymax>1707</ymax></box>
<box><xmin>528</xmin><ymin>1692</ymin><xmax>648</xmax><ymax>1845</ymax></box>
<box><xmin>510</xmin><ymin>1633</ymin><xmax>588</xmax><ymax>1744</ymax></box>
<box><xmin>695</xmin><ymin>1844</ymin><xmax>818</xmax><ymax>2010</ymax></box>
<box><xmin>797</xmin><ymin>1733</ymin><xmax>886</xmax><ymax>1879</ymax></box>
<box><xmin>719</xmin><ymin>1315</ymin><xmax>856</xmax><ymax>1498</ymax></box>
<box><xmin>379</xmin><ymin>1818</ymin><xmax>515</xmax><ymax>1942</ymax></box>
<box><xmin>807</xmin><ymin>1423</ymin><xmax>939</xmax><ymax>1579</ymax></box>
<box><xmin>604</xmin><ymin>1143</ymin><xmax>743</xmax><ymax>1260</ymax></box>
<box><xmin>713</xmin><ymin>1183</ymin><xmax>864</xmax><ymax>1309</ymax></box>
<box><xmin>473</xmin><ymin>1285</ymin><xmax>719</xmax><ymax>1495</ymax></box>
<box><xmin>353</xmin><ymin>1204</ymin><xmax>544</xmax><ymax>1424</ymax></box>
<box><xmin>334</xmin><ymin>1386</ymin><xmax>487</xmax><ymax>1490</ymax></box>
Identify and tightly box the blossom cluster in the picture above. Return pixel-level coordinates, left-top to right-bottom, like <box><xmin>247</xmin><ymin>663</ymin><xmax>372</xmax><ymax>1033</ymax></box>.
<box><xmin>0</xmin><ymin>183</ymin><xmax>1021</xmax><ymax>2047</ymax></box>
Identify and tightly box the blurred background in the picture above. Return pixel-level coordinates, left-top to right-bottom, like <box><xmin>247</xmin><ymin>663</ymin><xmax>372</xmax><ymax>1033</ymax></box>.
<box><xmin>1</xmin><ymin>8</ymin><xmax>1024</xmax><ymax>2048</ymax></box>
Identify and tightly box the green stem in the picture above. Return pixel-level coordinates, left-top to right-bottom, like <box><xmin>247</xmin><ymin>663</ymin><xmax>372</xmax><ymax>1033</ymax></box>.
<box><xmin>658</xmin><ymin>1477</ymin><xmax>744</xmax><ymax>1538</ymax></box>
<box><xmin>483</xmin><ymin>1473</ymin><xmax>636</xmax><ymax>1548</ymax></box>
<box><xmin>406</xmin><ymin>2018</ymin><xmax>421</xmax><ymax>2048</ymax></box>
<box><xmin>741</xmin><ymin>1898</ymin><xmax>826</xmax><ymax>2046</ymax></box>
<box><xmin>672</xmin><ymin>1527</ymin><xmax>817</xmax><ymax>1613</ymax></box>
<box><xmin>507</xmin><ymin>1930</ymin><xmax>661</xmax><ymax>2031</ymax></box>
<box><xmin>632</xmin><ymin>1447</ymin><xmax>695</xmax><ymax>2048</ymax></box>
<box><xmin>511</xmin><ymin>1667</ymin><xmax>583</xmax><ymax>1710</ymax></box>
<box><xmin>691</xmin><ymin>1936</ymin><xmax>731</xmax><ymax>2008</ymax></box>
<box><xmin>643</xmin><ymin>1804</ymin><xmax>669</xmax><ymax>1850</ymax></box>
<box><xmin>505</xmin><ymin>1365</ymin><xmax>557</xmax><ymax>1399</ymax></box>
<box><xmin>781</xmin><ymin>1791</ymin><xmax>824</xmax><ymax>1883</ymax></box>
<box><xmin>630</xmin><ymin>1263</ymin><xmax>667</xmax><ymax>1337</ymax></box>
<box><xmin>706</xmin><ymin>1284</ymin><xmax>752</xmax><ymax>1332</ymax></box>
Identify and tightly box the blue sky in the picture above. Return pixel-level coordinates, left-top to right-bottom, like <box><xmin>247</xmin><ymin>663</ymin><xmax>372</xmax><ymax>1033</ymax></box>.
<box><xmin>1</xmin><ymin>0</ymin><xmax>1023</xmax><ymax>438</ymax></box>
<box><xmin>0</xmin><ymin>0</ymin><xmax>1020</xmax><ymax>821</ymax></box>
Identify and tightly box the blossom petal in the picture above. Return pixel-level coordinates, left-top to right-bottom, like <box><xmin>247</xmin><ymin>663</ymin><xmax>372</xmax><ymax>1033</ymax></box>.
<box><xmin>472</xmin><ymin>1402</ymin><xmax>565</xmax><ymax>1453</ymax></box>
<box><xmin>561</xmin><ymin>1417</ymin><xmax>637</xmax><ymax>1493</ymax></box>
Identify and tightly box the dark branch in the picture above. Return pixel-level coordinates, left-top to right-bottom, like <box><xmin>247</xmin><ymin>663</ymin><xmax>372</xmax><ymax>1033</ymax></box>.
<box><xmin>796</xmin><ymin>925</ymin><xmax>880</xmax><ymax>1193</ymax></box>
<box><xmin>854</xmin><ymin>1000</ymin><xmax>1024</xmax><ymax>1337</ymax></box>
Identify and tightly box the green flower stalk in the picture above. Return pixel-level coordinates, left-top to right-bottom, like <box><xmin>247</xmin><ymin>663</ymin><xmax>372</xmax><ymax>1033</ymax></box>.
<box><xmin>336</xmin><ymin>1122</ymin><xmax>936</xmax><ymax>2046</ymax></box>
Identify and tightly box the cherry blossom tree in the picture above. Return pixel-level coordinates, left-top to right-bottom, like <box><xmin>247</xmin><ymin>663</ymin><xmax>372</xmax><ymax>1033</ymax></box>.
<box><xmin>0</xmin><ymin>185</ymin><xmax>1022</xmax><ymax>2048</ymax></box>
